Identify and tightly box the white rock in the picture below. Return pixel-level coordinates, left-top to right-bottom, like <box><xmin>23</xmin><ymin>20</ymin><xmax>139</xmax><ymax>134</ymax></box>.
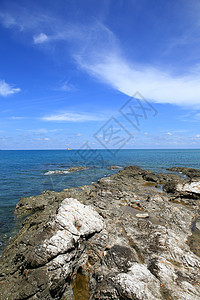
<box><xmin>152</xmin><ymin>260</ymin><xmax>200</xmax><ymax>300</ymax></box>
<box><xmin>176</xmin><ymin>181</ymin><xmax>200</xmax><ymax>194</ymax></box>
<box><xmin>55</xmin><ymin>198</ymin><xmax>104</xmax><ymax>235</ymax></box>
<box><xmin>136</xmin><ymin>213</ymin><xmax>149</xmax><ymax>218</ymax></box>
<box><xmin>115</xmin><ymin>263</ymin><xmax>162</xmax><ymax>300</ymax></box>
<box><xmin>41</xmin><ymin>198</ymin><xmax>104</xmax><ymax>257</ymax></box>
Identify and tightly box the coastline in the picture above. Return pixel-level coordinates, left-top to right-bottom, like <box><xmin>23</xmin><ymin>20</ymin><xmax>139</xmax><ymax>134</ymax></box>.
<box><xmin>0</xmin><ymin>165</ymin><xmax>200</xmax><ymax>299</ymax></box>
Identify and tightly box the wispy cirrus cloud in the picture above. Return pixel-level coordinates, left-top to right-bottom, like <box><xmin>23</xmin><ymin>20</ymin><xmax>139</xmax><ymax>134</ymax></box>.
<box><xmin>0</xmin><ymin>80</ymin><xmax>21</xmax><ymax>97</ymax></box>
<box><xmin>41</xmin><ymin>112</ymin><xmax>105</xmax><ymax>122</ymax></box>
<box><xmin>1</xmin><ymin>3</ymin><xmax>200</xmax><ymax>107</ymax></box>
<box><xmin>179</xmin><ymin>112</ymin><xmax>200</xmax><ymax>122</ymax></box>
<box><xmin>75</xmin><ymin>52</ymin><xmax>200</xmax><ymax>108</ymax></box>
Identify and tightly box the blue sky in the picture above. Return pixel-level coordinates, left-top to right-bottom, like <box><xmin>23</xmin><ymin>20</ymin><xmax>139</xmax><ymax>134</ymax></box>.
<box><xmin>0</xmin><ymin>0</ymin><xmax>200</xmax><ymax>149</ymax></box>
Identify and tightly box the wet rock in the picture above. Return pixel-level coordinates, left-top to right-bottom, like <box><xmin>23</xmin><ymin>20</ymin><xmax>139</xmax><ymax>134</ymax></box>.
<box><xmin>167</xmin><ymin>167</ymin><xmax>200</xmax><ymax>179</ymax></box>
<box><xmin>108</xmin><ymin>165</ymin><xmax>123</xmax><ymax>170</ymax></box>
<box><xmin>67</xmin><ymin>166</ymin><xmax>90</xmax><ymax>173</ymax></box>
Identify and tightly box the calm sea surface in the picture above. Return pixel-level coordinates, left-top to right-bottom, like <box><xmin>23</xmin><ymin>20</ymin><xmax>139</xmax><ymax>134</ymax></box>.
<box><xmin>0</xmin><ymin>149</ymin><xmax>200</xmax><ymax>254</ymax></box>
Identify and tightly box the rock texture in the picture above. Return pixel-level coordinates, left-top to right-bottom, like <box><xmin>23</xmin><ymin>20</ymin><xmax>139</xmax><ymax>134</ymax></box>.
<box><xmin>0</xmin><ymin>166</ymin><xmax>200</xmax><ymax>299</ymax></box>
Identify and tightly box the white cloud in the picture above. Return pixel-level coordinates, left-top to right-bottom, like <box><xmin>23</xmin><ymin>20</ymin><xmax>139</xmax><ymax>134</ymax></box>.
<box><xmin>2</xmin><ymin>5</ymin><xmax>200</xmax><ymax>107</ymax></box>
<box><xmin>0</xmin><ymin>12</ymin><xmax>18</xmax><ymax>28</ymax></box>
<box><xmin>166</xmin><ymin>132</ymin><xmax>173</xmax><ymax>136</ymax></box>
<box><xmin>0</xmin><ymin>80</ymin><xmax>21</xmax><ymax>97</ymax></box>
<box><xmin>75</xmin><ymin>53</ymin><xmax>200</xmax><ymax>108</ymax></box>
<box><xmin>33</xmin><ymin>33</ymin><xmax>48</xmax><ymax>44</ymax></box>
<box><xmin>41</xmin><ymin>112</ymin><xmax>105</xmax><ymax>122</ymax></box>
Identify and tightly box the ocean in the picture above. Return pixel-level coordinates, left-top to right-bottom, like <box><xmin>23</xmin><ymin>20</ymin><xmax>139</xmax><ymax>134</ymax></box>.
<box><xmin>0</xmin><ymin>149</ymin><xmax>200</xmax><ymax>254</ymax></box>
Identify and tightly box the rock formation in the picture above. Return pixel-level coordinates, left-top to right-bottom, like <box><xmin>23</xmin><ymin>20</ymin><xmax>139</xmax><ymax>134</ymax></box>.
<box><xmin>0</xmin><ymin>166</ymin><xmax>200</xmax><ymax>299</ymax></box>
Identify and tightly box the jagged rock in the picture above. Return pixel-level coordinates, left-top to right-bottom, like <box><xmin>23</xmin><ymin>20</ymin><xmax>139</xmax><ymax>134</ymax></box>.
<box><xmin>0</xmin><ymin>165</ymin><xmax>200</xmax><ymax>299</ymax></box>
<box><xmin>0</xmin><ymin>198</ymin><xmax>104</xmax><ymax>299</ymax></box>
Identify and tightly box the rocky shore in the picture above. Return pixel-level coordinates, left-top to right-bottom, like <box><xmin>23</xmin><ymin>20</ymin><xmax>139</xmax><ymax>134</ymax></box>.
<box><xmin>0</xmin><ymin>166</ymin><xmax>200</xmax><ymax>299</ymax></box>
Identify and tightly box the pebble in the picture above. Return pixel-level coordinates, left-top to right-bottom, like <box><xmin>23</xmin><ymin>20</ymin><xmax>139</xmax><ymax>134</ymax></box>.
<box><xmin>136</xmin><ymin>213</ymin><xmax>149</xmax><ymax>218</ymax></box>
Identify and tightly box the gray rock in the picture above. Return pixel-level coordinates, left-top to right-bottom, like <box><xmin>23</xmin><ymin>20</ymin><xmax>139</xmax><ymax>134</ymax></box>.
<box><xmin>1</xmin><ymin>165</ymin><xmax>200</xmax><ymax>299</ymax></box>
<box><xmin>167</xmin><ymin>167</ymin><xmax>200</xmax><ymax>179</ymax></box>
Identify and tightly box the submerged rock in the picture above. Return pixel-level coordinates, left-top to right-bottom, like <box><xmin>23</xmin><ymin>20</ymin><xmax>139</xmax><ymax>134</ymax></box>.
<box><xmin>0</xmin><ymin>165</ymin><xmax>200</xmax><ymax>299</ymax></box>
<box><xmin>44</xmin><ymin>166</ymin><xmax>89</xmax><ymax>175</ymax></box>
<box><xmin>108</xmin><ymin>165</ymin><xmax>123</xmax><ymax>170</ymax></box>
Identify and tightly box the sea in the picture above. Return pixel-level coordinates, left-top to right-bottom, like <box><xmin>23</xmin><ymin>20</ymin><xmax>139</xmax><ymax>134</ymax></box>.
<box><xmin>0</xmin><ymin>149</ymin><xmax>200</xmax><ymax>255</ymax></box>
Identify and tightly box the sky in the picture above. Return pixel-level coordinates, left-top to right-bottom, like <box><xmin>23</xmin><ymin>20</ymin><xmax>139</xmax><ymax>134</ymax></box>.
<box><xmin>0</xmin><ymin>0</ymin><xmax>200</xmax><ymax>149</ymax></box>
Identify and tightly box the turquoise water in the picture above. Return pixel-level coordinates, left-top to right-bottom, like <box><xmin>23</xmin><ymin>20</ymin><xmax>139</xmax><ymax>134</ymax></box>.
<box><xmin>0</xmin><ymin>149</ymin><xmax>200</xmax><ymax>253</ymax></box>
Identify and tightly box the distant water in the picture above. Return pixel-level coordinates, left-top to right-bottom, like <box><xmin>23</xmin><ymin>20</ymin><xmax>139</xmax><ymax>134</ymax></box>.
<box><xmin>0</xmin><ymin>149</ymin><xmax>200</xmax><ymax>254</ymax></box>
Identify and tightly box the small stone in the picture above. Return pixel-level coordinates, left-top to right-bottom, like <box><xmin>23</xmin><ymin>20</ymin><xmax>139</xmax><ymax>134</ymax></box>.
<box><xmin>136</xmin><ymin>213</ymin><xmax>149</xmax><ymax>218</ymax></box>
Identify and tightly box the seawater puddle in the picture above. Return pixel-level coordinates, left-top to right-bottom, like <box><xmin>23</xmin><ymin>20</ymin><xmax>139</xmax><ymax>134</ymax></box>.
<box><xmin>142</xmin><ymin>182</ymin><xmax>164</xmax><ymax>192</ymax></box>
<box><xmin>121</xmin><ymin>205</ymin><xmax>166</xmax><ymax>226</ymax></box>
<box><xmin>72</xmin><ymin>273</ymin><xmax>90</xmax><ymax>300</ymax></box>
<box><xmin>142</xmin><ymin>182</ymin><xmax>157</xmax><ymax>187</ymax></box>
<box><xmin>187</xmin><ymin>219</ymin><xmax>200</xmax><ymax>257</ymax></box>
<box><xmin>170</xmin><ymin>200</ymin><xmax>194</xmax><ymax>211</ymax></box>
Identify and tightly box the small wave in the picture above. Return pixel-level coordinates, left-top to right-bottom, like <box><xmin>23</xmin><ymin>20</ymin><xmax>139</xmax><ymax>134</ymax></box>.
<box><xmin>44</xmin><ymin>170</ymin><xmax>70</xmax><ymax>175</ymax></box>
